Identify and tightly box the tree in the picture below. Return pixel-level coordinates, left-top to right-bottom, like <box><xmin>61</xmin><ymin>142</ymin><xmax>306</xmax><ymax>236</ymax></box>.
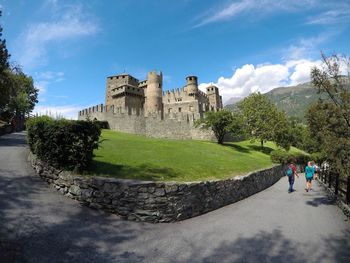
<box><xmin>195</xmin><ymin>110</ymin><xmax>243</xmax><ymax>144</ymax></box>
<box><xmin>238</xmin><ymin>92</ymin><xmax>290</xmax><ymax>150</ymax></box>
<box><xmin>311</xmin><ymin>53</ymin><xmax>350</xmax><ymax>128</ymax></box>
<box><xmin>308</xmin><ymin>53</ymin><xmax>350</xmax><ymax>176</ymax></box>
<box><xmin>0</xmin><ymin>10</ymin><xmax>11</xmax><ymax>112</ymax></box>
<box><xmin>0</xmin><ymin>12</ymin><xmax>38</xmax><ymax>121</ymax></box>
<box><xmin>7</xmin><ymin>68</ymin><xmax>38</xmax><ymax>116</ymax></box>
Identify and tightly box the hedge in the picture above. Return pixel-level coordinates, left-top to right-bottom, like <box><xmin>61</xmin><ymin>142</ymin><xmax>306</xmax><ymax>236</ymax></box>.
<box><xmin>26</xmin><ymin>116</ymin><xmax>101</xmax><ymax>171</ymax></box>
<box><xmin>270</xmin><ymin>149</ymin><xmax>310</xmax><ymax>165</ymax></box>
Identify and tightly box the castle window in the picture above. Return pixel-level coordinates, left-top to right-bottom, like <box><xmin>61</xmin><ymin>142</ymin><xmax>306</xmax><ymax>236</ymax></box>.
<box><xmin>178</xmin><ymin>107</ymin><xmax>181</xmax><ymax>112</ymax></box>
<box><xmin>189</xmin><ymin>106</ymin><xmax>193</xmax><ymax>112</ymax></box>
<box><xmin>168</xmin><ymin>108</ymin><xmax>172</xmax><ymax>113</ymax></box>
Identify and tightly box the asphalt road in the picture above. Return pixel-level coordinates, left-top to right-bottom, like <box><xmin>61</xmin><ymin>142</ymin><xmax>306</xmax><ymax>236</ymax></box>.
<box><xmin>0</xmin><ymin>132</ymin><xmax>349</xmax><ymax>263</ymax></box>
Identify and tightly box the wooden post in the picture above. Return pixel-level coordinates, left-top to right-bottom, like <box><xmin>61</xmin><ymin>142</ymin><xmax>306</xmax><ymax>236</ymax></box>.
<box><xmin>335</xmin><ymin>173</ymin><xmax>339</xmax><ymax>195</ymax></box>
<box><xmin>347</xmin><ymin>176</ymin><xmax>350</xmax><ymax>204</ymax></box>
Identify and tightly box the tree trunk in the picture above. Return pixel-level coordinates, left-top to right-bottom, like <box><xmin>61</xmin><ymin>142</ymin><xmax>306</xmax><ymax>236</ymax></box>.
<box><xmin>261</xmin><ymin>139</ymin><xmax>264</xmax><ymax>148</ymax></box>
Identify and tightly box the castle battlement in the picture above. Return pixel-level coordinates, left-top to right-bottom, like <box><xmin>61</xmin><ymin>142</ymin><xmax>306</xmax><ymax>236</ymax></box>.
<box><xmin>78</xmin><ymin>70</ymin><xmax>222</xmax><ymax>140</ymax></box>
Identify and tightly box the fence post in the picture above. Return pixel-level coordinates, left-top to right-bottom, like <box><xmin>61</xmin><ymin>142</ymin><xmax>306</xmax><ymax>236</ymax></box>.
<box><xmin>347</xmin><ymin>176</ymin><xmax>350</xmax><ymax>204</ymax></box>
<box><xmin>335</xmin><ymin>173</ymin><xmax>339</xmax><ymax>195</ymax></box>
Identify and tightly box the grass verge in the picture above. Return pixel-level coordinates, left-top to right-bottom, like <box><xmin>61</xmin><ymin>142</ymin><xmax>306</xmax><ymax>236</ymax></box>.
<box><xmin>85</xmin><ymin>129</ymin><xmax>305</xmax><ymax>182</ymax></box>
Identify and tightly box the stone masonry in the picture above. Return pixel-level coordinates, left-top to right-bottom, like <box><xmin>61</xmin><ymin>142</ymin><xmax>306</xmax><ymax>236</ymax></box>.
<box><xmin>29</xmin><ymin>153</ymin><xmax>284</xmax><ymax>223</ymax></box>
<box><xmin>78</xmin><ymin>71</ymin><xmax>223</xmax><ymax>140</ymax></box>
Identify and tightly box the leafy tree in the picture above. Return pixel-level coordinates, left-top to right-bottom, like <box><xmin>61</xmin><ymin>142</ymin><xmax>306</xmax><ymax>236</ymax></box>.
<box><xmin>311</xmin><ymin>53</ymin><xmax>350</xmax><ymax>128</ymax></box>
<box><xmin>308</xmin><ymin>53</ymin><xmax>350</xmax><ymax>176</ymax></box>
<box><xmin>0</xmin><ymin>11</ymin><xmax>11</xmax><ymax>112</ymax></box>
<box><xmin>7</xmin><ymin>68</ymin><xmax>38</xmax><ymax>116</ymax></box>
<box><xmin>0</xmin><ymin>12</ymin><xmax>38</xmax><ymax>121</ymax></box>
<box><xmin>195</xmin><ymin>110</ymin><xmax>243</xmax><ymax>144</ymax></box>
<box><xmin>238</xmin><ymin>92</ymin><xmax>290</xmax><ymax>150</ymax></box>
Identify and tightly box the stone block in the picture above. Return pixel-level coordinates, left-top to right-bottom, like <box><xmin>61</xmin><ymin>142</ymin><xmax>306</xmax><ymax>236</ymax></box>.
<box><xmin>81</xmin><ymin>189</ymin><xmax>93</xmax><ymax>198</ymax></box>
<box><xmin>154</xmin><ymin>188</ymin><xmax>165</xmax><ymax>197</ymax></box>
<box><xmin>69</xmin><ymin>185</ymin><xmax>81</xmax><ymax>196</ymax></box>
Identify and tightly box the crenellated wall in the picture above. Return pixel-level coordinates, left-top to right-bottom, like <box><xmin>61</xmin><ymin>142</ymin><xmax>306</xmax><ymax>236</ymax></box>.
<box><xmin>79</xmin><ymin>104</ymin><xmax>215</xmax><ymax>140</ymax></box>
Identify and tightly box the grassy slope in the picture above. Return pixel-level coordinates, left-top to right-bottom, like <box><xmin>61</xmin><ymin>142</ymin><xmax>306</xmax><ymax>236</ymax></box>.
<box><xmin>87</xmin><ymin>130</ymin><xmax>305</xmax><ymax>182</ymax></box>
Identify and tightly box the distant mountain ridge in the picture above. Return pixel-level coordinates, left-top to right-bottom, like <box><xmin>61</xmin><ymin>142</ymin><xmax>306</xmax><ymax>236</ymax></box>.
<box><xmin>225</xmin><ymin>77</ymin><xmax>350</xmax><ymax>121</ymax></box>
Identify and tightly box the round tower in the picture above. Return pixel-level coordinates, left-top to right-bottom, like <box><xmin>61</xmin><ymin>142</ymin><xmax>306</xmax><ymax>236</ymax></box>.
<box><xmin>185</xmin><ymin>76</ymin><xmax>198</xmax><ymax>96</ymax></box>
<box><xmin>145</xmin><ymin>71</ymin><xmax>163</xmax><ymax>114</ymax></box>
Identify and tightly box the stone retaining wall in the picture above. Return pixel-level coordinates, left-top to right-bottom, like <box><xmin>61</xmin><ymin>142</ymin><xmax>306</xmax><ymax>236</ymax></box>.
<box><xmin>29</xmin><ymin>153</ymin><xmax>284</xmax><ymax>223</ymax></box>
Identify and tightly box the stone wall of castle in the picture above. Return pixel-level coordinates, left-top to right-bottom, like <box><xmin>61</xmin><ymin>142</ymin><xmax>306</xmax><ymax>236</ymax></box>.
<box><xmin>78</xmin><ymin>105</ymin><xmax>215</xmax><ymax>140</ymax></box>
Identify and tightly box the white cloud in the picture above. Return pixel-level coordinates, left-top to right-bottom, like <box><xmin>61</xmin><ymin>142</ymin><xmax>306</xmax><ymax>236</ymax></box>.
<box><xmin>306</xmin><ymin>6</ymin><xmax>350</xmax><ymax>25</ymax></box>
<box><xmin>33</xmin><ymin>105</ymin><xmax>85</xmax><ymax>120</ymax></box>
<box><xmin>199</xmin><ymin>59</ymin><xmax>322</xmax><ymax>105</ymax></box>
<box><xmin>194</xmin><ymin>0</ymin><xmax>350</xmax><ymax>28</ymax></box>
<box><xmin>194</xmin><ymin>0</ymin><xmax>318</xmax><ymax>27</ymax></box>
<box><xmin>288</xmin><ymin>59</ymin><xmax>322</xmax><ymax>85</ymax></box>
<box><xmin>17</xmin><ymin>4</ymin><xmax>99</xmax><ymax>69</ymax></box>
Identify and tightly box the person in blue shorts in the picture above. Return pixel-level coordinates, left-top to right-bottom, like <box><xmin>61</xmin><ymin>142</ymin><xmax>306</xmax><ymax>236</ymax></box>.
<box><xmin>305</xmin><ymin>161</ymin><xmax>315</xmax><ymax>192</ymax></box>
<box><xmin>287</xmin><ymin>159</ymin><xmax>298</xmax><ymax>192</ymax></box>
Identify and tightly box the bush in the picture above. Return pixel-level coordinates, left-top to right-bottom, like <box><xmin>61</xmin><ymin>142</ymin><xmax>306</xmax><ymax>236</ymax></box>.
<box><xmin>93</xmin><ymin>120</ymin><xmax>109</xmax><ymax>129</ymax></box>
<box><xmin>270</xmin><ymin>149</ymin><xmax>289</xmax><ymax>164</ymax></box>
<box><xmin>27</xmin><ymin>116</ymin><xmax>101</xmax><ymax>171</ymax></box>
<box><xmin>270</xmin><ymin>149</ymin><xmax>310</xmax><ymax>164</ymax></box>
<box><xmin>310</xmin><ymin>152</ymin><xmax>326</xmax><ymax>164</ymax></box>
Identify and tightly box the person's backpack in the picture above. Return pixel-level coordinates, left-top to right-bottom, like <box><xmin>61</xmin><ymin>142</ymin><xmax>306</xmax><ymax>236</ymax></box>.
<box><xmin>286</xmin><ymin>166</ymin><xmax>293</xmax><ymax>177</ymax></box>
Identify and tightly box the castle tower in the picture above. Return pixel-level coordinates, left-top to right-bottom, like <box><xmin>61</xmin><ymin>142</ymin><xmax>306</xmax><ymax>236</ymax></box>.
<box><xmin>145</xmin><ymin>71</ymin><xmax>163</xmax><ymax>114</ymax></box>
<box><xmin>206</xmin><ymin>85</ymin><xmax>222</xmax><ymax>112</ymax></box>
<box><xmin>185</xmin><ymin>76</ymin><xmax>198</xmax><ymax>96</ymax></box>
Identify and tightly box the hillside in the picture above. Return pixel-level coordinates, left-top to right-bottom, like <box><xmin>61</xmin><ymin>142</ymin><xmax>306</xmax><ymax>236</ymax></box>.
<box><xmin>225</xmin><ymin>77</ymin><xmax>350</xmax><ymax>121</ymax></box>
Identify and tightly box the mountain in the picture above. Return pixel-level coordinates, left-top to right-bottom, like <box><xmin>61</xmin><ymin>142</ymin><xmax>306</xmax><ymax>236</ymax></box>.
<box><xmin>224</xmin><ymin>97</ymin><xmax>242</xmax><ymax>106</ymax></box>
<box><xmin>224</xmin><ymin>77</ymin><xmax>350</xmax><ymax>121</ymax></box>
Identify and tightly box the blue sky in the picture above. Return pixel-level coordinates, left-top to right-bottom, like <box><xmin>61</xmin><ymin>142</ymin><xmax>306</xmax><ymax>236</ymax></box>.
<box><xmin>1</xmin><ymin>0</ymin><xmax>350</xmax><ymax>118</ymax></box>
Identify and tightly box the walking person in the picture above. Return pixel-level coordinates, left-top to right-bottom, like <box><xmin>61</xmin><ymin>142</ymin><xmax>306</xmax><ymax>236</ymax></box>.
<box><xmin>305</xmin><ymin>161</ymin><xmax>315</xmax><ymax>192</ymax></box>
<box><xmin>287</xmin><ymin>159</ymin><xmax>298</xmax><ymax>193</ymax></box>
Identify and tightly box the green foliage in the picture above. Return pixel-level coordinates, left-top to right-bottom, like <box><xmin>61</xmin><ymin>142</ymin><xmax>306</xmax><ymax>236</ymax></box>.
<box><xmin>195</xmin><ymin>110</ymin><xmax>242</xmax><ymax>144</ymax></box>
<box><xmin>7</xmin><ymin>69</ymin><xmax>38</xmax><ymax>115</ymax></box>
<box><xmin>0</xmin><ymin>11</ymin><xmax>11</xmax><ymax>112</ymax></box>
<box><xmin>308</xmin><ymin>53</ymin><xmax>350</xmax><ymax>177</ymax></box>
<box><xmin>0</xmin><ymin>13</ymin><xmax>37</xmax><ymax>118</ymax></box>
<box><xmin>27</xmin><ymin>116</ymin><xmax>101</xmax><ymax>171</ymax></box>
<box><xmin>238</xmin><ymin>92</ymin><xmax>291</xmax><ymax>150</ymax></box>
<box><xmin>270</xmin><ymin>149</ymin><xmax>289</xmax><ymax>164</ymax></box>
<box><xmin>270</xmin><ymin>149</ymin><xmax>310</xmax><ymax>164</ymax></box>
<box><xmin>93</xmin><ymin>120</ymin><xmax>109</xmax><ymax>129</ymax></box>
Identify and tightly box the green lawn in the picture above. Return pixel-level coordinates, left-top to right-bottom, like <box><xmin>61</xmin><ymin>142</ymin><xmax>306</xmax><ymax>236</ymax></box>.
<box><xmin>86</xmin><ymin>129</ymin><xmax>305</xmax><ymax>182</ymax></box>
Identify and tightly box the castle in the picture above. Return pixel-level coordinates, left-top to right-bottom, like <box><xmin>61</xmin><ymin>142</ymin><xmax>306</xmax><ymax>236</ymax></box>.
<box><xmin>79</xmin><ymin>71</ymin><xmax>223</xmax><ymax>140</ymax></box>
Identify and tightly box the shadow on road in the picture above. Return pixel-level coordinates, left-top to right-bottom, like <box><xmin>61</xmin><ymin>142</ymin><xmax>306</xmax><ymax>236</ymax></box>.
<box><xmin>0</xmin><ymin>132</ymin><xmax>27</xmax><ymax>147</ymax></box>
<box><xmin>305</xmin><ymin>195</ymin><xmax>336</xmax><ymax>207</ymax></box>
<box><xmin>178</xmin><ymin>228</ymin><xmax>350</xmax><ymax>263</ymax></box>
<box><xmin>0</xmin><ymin>168</ymin><xmax>148</xmax><ymax>262</ymax></box>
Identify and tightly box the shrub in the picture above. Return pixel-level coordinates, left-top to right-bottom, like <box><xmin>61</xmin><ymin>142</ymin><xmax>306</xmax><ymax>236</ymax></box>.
<box><xmin>270</xmin><ymin>149</ymin><xmax>310</xmax><ymax>165</ymax></box>
<box><xmin>93</xmin><ymin>120</ymin><xmax>109</xmax><ymax>129</ymax></box>
<box><xmin>270</xmin><ymin>149</ymin><xmax>289</xmax><ymax>164</ymax></box>
<box><xmin>27</xmin><ymin>116</ymin><xmax>101</xmax><ymax>171</ymax></box>
<box><xmin>310</xmin><ymin>152</ymin><xmax>326</xmax><ymax>164</ymax></box>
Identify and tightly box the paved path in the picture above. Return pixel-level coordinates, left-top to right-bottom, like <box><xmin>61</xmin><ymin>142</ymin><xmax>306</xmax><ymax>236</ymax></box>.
<box><xmin>0</xmin><ymin>132</ymin><xmax>349</xmax><ymax>263</ymax></box>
